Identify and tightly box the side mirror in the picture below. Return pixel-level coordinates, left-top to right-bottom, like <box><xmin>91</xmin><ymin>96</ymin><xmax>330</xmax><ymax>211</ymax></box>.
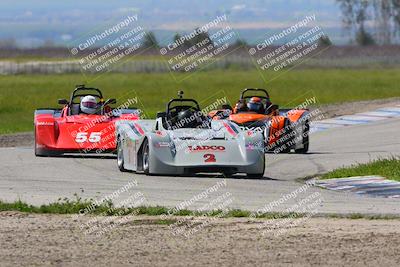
<box><xmin>266</xmin><ymin>104</ymin><xmax>279</xmax><ymax>114</ymax></box>
<box><xmin>271</xmin><ymin>104</ymin><xmax>279</xmax><ymax>110</ymax></box>
<box><xmin>58</xmin><ymin>99</ymin><xmax>69</xmax><ymax>105</ymax></box>
<box><xmin>221</xmin><ymin>104</ymin><xmax>233</xmax><ymax>110</ymax></box>
<box><xmin>157</xmin><ymin>111</ymin><xmax>166</xmax><ymax>118</ymax></box>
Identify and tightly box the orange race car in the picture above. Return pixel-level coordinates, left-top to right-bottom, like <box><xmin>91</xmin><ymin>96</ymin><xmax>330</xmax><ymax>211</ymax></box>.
<box><xmin>209</xmin><ymin>88</ymin><xmax>310</xmax><ymax>153</ymax></box>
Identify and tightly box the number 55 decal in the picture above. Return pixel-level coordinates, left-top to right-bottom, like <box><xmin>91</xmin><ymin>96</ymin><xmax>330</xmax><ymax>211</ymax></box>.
<box><xmin>204</xmin><ymin>154</ymin><xmax>216</xmax><ymax>163</ymax></box>
<box><xmin>75</xmin><ymin>132</ymin><xmax>101</xmax><ymax>143</ymax></box>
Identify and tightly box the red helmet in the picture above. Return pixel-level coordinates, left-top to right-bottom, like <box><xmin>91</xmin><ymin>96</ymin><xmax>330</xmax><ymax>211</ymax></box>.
<box><xmin>250</xmin><ymin>97</ymin><xmax>262</xmax><ymax>103</ymax></box>
<box><xmin>247</xmin><ymin>97</ymin><xmax>263</xmax><ymax>112</ymax></box>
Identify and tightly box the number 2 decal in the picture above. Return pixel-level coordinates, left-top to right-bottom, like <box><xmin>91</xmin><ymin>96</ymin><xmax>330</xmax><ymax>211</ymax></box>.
<box><xmin>75</xmin><ymin>132</ymin><xmax>101</xmax><ymax>143</ymax></box>
<box><xmin>204</xmin><ymin>154</ymin><xmax>216</xmax><ymax>163</ymax></box>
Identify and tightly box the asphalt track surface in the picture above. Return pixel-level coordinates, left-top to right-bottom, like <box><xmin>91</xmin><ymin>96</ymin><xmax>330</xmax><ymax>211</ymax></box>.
<box><xmin>1</xmin><ymin>117</ymin><xmax>399</xmax><ymax>215</ymax></box>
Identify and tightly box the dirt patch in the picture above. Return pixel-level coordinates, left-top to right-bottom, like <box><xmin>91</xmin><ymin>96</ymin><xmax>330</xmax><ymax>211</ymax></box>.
<box><xmin>0</xmin><ymin>132</ymin><xmax>33</xmax><ymax>148</ymax></box>
<box><xmin>1</xmin><ymin>212</ymin><xmax>400</xmax><ymax>267</ymax></box>
<box><xmin>314</xmin><ymin>97</ymin><xmax>400</xmax><ymax>119</ymax></box>
<box><xmin>1</xmin><ymin>97</ymin><xmax>399</xmax><ymax>148</ymax></box>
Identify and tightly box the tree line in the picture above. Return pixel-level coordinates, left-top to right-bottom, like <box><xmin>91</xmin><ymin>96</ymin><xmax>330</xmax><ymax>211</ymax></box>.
<box><xmin>337</xmin><ymin>0</ymin><xmax>400</xmax><ymax>45</ymax></box>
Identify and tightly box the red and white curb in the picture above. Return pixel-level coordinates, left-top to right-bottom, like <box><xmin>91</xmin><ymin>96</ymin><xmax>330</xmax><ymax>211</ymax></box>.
<box><xmin>315</xmin><ymin>176</ymin><xmax>400</xmax><ymax>198</ymax></box>
<box><xmin>311</xmin><ymin>105</ymin><xmax>400</xmax><ymax>133</ymax></box>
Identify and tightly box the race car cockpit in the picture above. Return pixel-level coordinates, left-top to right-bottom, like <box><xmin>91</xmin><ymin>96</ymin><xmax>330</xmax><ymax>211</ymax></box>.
<box><xmin>234</xmin><ymin>88</ymin><xmax>279</xmax><ymax>115</ymax></box>
<box><xmin>57</xmin><ymin>85</ymin><xmax>116</xmax><ymax>116</ymax></box>
<box><xmin>157</xmin><ymin>91</ymin><xmax>210</xmax><ymax>130</ymax></box>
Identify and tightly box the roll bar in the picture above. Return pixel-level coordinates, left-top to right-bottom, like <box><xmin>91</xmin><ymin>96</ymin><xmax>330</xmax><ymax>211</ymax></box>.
<box><xmin>166</xmin><ymin>91</ymin><xmax>201</xmax><ymax>114</ymax></box>
<box><xmin>240</xmin><ymin>88</ymin><xmax>270</xmax><ymax>100</ymax></box>
<box><xmin>70</xmin><ymin>85</ymin><xmax>104</xmax><ymax>104</ymax></box>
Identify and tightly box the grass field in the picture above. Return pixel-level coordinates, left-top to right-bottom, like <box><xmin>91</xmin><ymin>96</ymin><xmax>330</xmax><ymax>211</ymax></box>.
<box><xmin>0</xmin><ymin>198</ymin><xmax>397</xmax><ymax>220</ymax></box>
<box><xmin>1</xmin><ymin>68</ymin><xmax>400</xmax><ymax>134</ymax></box>
<box><xmin>0</xmin><ymin>198</ymin><xmax>295</xmax><ymax>219</ymax></box>
<box><xmin>321</xmin><ymin>158</ymin><xmax>400</xmax><ymax>182</ymax></box>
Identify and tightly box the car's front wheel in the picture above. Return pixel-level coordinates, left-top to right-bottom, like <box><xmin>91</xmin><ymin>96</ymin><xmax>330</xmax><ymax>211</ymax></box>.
<box><xmin>117</xmin><ymin>136</ymin><xmax>127</xmax><ymax>172</ymax></box>
<box><xmin>142</xmin><ymin>139</ymin><xmax>150</xmax><ymax>174</ymax></box>
<box><xmin>295</xmin><ymin>120</ymin><xmax>309</xmax><ymax>154</ymax></box>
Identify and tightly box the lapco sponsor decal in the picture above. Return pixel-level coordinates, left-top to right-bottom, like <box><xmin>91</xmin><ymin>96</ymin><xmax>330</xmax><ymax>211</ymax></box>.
<box><xmin>188</xmin><ymin>145</ymin><xmax>226</xmax><ymax>152</ymax></box>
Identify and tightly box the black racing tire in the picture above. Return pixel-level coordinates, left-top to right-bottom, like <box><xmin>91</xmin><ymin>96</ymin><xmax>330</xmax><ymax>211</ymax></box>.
<box><xmin>34</xmin><ymin>146</ymin><xmax>61</xmax><ymax>157</ymax></box>
<box><xmin>247</xmin><ymin>173</ymin><xmax>264</xmax><ymax>178</ymax></box>
<box><xmin>279</xmin><ymin>118</ymin><xmax>293</xmax><ymax>153</ymax></box>
<box><xmin>246</xmin><ymin>155</ymin><xmax>265</xmax><ymax>178</ymax></box>
<box><xmin>34</xmin><ymin>144</ymin><xmax>47</xmax><ymax>157</ymax></box>
<box><xmin>295</xmin><ymin>120</ymin><xmax>310</xmax><ymax>154</ymax></box>
<box><xmin>142</xmin><ymin>139</ymin><xmax>150</xmax><ymax>174</ymax></box>
<box><xmin>34</xmin><ymin>128</ymin><xmax>43</xmax><ymax>157</ymax></box>
<box><xmin>117</xmin><ymin>136</ymin><xmax>128</xmax><ymax>172</ymax></box>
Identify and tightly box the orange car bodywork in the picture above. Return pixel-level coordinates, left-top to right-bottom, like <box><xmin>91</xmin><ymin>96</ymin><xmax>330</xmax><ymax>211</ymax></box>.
<box><xmin>210</xmin><ymin>88</ymin><xmax>310</xmax><ymax>153</ymax></box>
<box><xmin>210</xmin><ymin>109</ymin><xmax>307</xmax><ymax>146</ymax></box>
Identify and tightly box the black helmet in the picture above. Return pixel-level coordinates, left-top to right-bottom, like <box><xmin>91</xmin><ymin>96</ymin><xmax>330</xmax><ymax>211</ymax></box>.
<box><xmin>177</xmin><ymin>109</ymin><xmax>196</xmax><ymax>128</ymax></box>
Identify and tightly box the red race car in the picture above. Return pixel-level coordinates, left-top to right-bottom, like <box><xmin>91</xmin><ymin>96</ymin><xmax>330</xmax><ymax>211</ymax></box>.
<box><xmin>34</xmin><ymin>85</ymin><xmax>140</xmax><ymax>156</ymax></box>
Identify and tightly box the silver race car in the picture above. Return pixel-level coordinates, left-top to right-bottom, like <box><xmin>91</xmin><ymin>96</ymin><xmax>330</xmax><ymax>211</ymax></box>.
<box><xmin>115</xmin><ymin>92</ymin><xmax>265</xmax><ymax>177</ymax></box>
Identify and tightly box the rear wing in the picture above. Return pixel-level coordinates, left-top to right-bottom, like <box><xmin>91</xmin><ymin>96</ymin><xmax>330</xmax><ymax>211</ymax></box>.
<box><xmin>116</xmin><ymin>119</ymin><xmax>156</xmax><ymax>139</ymax></box>
<box><xmin>34</xmin><ymin>108</ymin><xmax>62</xmax><ymax>117</ymax></box>
<box><xmin>70</xmin><ymin>85</ymin><xmax>103</xmax><ymax>104</ymax></box>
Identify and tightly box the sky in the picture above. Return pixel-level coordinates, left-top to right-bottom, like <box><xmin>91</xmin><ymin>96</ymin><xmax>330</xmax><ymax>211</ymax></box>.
<box><xmin>0</xmin><ymin>0</ymin><xmax>348</xmax><ymax>47</ymax></box>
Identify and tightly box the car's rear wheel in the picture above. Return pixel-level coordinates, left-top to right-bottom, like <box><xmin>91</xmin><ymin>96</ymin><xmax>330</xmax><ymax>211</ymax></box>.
<box><xmin>295</xmin><ymin>120</ymin><xmax>309</xmax><ymax>154</ymax></box>
<box><xmin>247</xmin><ymin>156</ymin><xmax>265</xmax><ymax>178</ymax></box>
<box><xmin>142</xmin><ymin>139</ymin><xmax>150</xmax><ymax>174</ymax></box>
<box><xmin>117</xmin><ymin>136</ymin><xmax>127</xmax><ymax>172</ymax></box>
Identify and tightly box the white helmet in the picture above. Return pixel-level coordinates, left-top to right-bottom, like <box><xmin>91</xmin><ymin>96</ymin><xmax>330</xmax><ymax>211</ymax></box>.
<box><xmin>80</xmin><ymin>95</ymin><xmax>97</xmax><ymax>114</ymax></box>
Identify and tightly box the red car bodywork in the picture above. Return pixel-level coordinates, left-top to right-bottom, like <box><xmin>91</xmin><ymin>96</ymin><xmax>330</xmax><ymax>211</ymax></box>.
<box><xmin>34</xmin><ymin>86</ymin><xmax>139</xmax><ymax>156</ymax></box>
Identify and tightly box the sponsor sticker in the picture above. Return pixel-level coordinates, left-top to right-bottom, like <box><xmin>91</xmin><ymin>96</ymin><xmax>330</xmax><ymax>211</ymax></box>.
<box><xmin>187</xmin><ymin>145</ymin><xmax>226</xmax><ymax>152</ymax></box>
<box><xmin>154</xmin><ymin>142</ymin><xmax>170</xmax><ymax>148</ymax></box>
<box><xmin>36</xmin><ymin>121</ymin><xmax>54</xmax><ymax>126</ymax></box>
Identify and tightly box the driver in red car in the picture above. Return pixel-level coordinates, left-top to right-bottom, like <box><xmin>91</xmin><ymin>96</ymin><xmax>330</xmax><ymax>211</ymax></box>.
<box><xmin>80</xmin><ymin>95</ymin><xmax>98</xmax><ymax>115</ymax></box>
